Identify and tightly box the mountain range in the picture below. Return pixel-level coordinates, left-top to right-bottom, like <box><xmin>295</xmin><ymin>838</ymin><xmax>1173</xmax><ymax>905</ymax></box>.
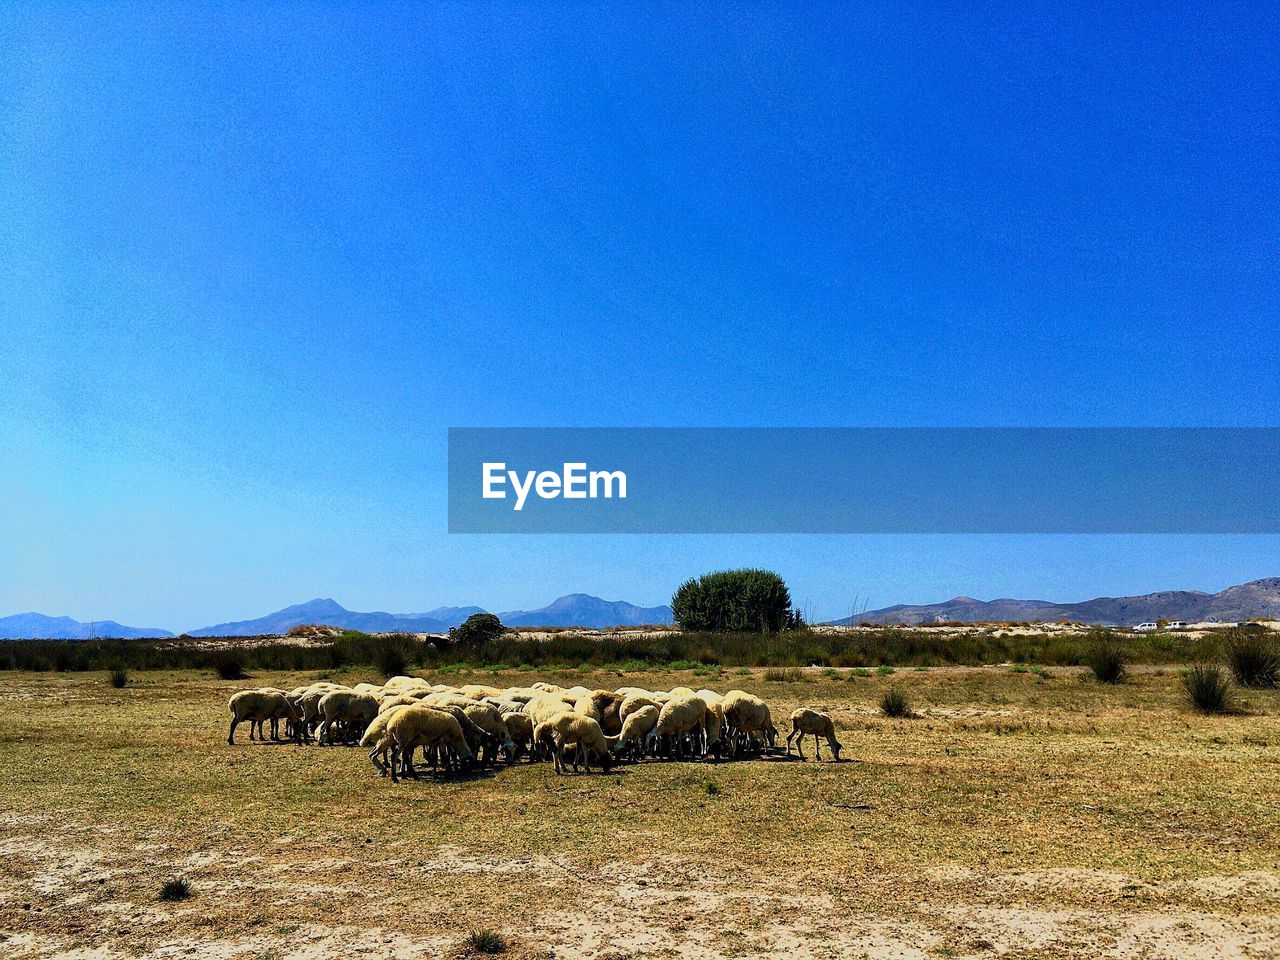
<box><xmin>833</xmin><ymin>577</ymin><xmax>1280</xmax><ymax>627</ymax></box>
<box><xmin>4</xmin><ymin>578</ymin><xmax>1278</xmax><ymax>638</ymax></box>
<box><xmin>0</xmin><ymin>613</ymin><xmax>175</xmax><ymax>640</ymax></box>
<box><xmin>0</xmin><ymin>595</ymin><xmax>675</xmax><ymax>639</ymax></box>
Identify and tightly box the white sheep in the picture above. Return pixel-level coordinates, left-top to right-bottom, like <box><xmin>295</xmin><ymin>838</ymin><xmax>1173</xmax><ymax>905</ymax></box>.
<box><xmin>786</xmin><ymin>708</ymin><xmax>843</xmax><ymax>761</ymax></box>
<box><xmin>611</xmin><ymin>704</ymin><xmax>659</xmax><ymax>759</ymax></box>
<box><xmin>722</xmin><ymin>690</ymin><xmax>778</xmax><ymax>755</ymax></box>
<box><xmin>227</xmin><ymin>690</ymin><xmax>298</xmax><ymax>745</ymax></box>
<box><xmin>317</xmin><ymin>690</ymin><xmax>379</xmax><ymax>745</ymax></box>
<box><xmin>653</xmin><ymin>695</ymin><xmax>707</xmax><ymax>758</ymax></box>
<box><xmin>384</xmin><ymin>706</ymin><xmax>475</xmax><ymax>781</ymax></box>
<box><xmin>532</xmin><ymin>712</ymin><xmax>615</xmax><ymax>774</ymax></box>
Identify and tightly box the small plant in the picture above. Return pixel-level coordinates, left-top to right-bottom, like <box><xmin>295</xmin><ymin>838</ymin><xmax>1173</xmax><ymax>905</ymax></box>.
<box><xmin>1183</xmin><ymin>664</ymin><xmax>1236</xmax><ymax>714</ymax></box>
<box><xmin>1009</xmin><ymin>664</ymin><xmax>1029</xmax><ymax>674</ymax></box>
<box><xmin>880</xmin><ymin>687</ymin><xmax>912</xmax><ymax>718</ymax></box>
<box><xmin>211</xmin><ymin>650</ymin><xmax>246</xmax><ymax>680</ymax></box>
<box><xmin>159</xmin><ymin>877</ymin><xmax>192</xmax><ymax>901</ymax></box>
<box><xmin>705</xmin><ymin>781</ymin><xmax>720</xmax><ymax>795</ymax></box>
<box><xmin>822</xmin><ymin>668</ymin><xmax>841</xmax><ymax>679</ymax></box>
<box><xmin>108</xmin><ymin>666</ymin><xmax>129</xmax><ymax>688</ymax></box>
<box><xmin>1085</xmin><ymin>632</ymin><xmax>1127</xmax><ymax>684</ymax></box>
<box><xmin>464</xmin><ymin>929</ymin><xmax>507</xmax><ymax>955</ymax></box>
<box><xmin>850</xmin><ymin>667</ymin><xmax>872</xmax><ymax>678</ymax></box>
<box><xmin>1223</xmin><ymin>628</ymin><xmax>1279</xmax><ymax>688</ymax></box>
<box><xmin>763</xmin><ymin>667</ymin><xmax>803</xmax><ymax>682</ymax></box>
<box><xmin>876</xmin><ymin>664</ymin><xmax>895</xmax><ymax>676</ymax></box>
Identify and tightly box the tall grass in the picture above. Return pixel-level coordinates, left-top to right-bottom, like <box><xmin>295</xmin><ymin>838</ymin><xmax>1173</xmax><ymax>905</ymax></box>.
<box><xmin>1183</xmin><ymin>664</ymin><xmax>1236</xmax><ymax>714</ymax></box>
<box><xmin>0</xmin><ymin>625</ymin><xmax>1228</xmax><ymax>674</ymax></box>
<box><xmin>880</xmin><ymin>687</ymin><xmax>912</xmax><ymax>718</ymax></box>
<box><xmin>1084</xmin><ymin>631</ymin><xmax>1127</xmax><ymax>684</ymax></box>
<box><xmin>1223</xmin><ymin>628</ymin><xmax>1279</xmax><ymax>688</ymax></box>
<box><xmin>107</xmin><ymin>666</ymin><xmax>129</xmax><ymax>688</ymax></box>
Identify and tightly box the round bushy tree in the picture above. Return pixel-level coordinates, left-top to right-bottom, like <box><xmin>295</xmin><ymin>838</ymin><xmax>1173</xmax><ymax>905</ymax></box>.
<box><xmin>449</xmin><ymin>613</ymin><xmax>506</xmax><ymax>647</ymax></box>
<box><xmin>671</xmin><ymin>568</ymin><xmax>794</xmax><ymax>632</ymax></box>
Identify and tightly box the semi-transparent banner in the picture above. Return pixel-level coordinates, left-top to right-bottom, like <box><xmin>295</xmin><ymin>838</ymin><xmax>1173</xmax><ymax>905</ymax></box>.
<box><xmin>448</xmin><ymin>428</ymin><xmax>1279</xmax><ymax>534</ymax></box>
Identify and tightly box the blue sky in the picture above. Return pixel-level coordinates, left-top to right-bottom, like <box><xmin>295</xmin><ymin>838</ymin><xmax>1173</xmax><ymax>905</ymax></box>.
<box><xmin>2</xmin><ymin>4</ymin><xmax>1277</xmax><ymax>629</ymax></box>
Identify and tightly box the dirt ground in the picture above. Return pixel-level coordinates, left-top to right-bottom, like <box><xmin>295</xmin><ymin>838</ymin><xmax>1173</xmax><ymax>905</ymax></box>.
<box><xmin>1</xmin><ymin>665</ymin><xmax>1278</xmax><ymax>959</ymax></box>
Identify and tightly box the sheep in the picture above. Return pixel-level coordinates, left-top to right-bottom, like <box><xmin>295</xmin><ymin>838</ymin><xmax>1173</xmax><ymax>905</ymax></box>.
<box><xmin>532</xmin><ymin>712</ymin><xmax>615</xmax><ymax>774</ymax></box>
<box><xmin>524</xmin><ymin>694</ymin><xmax>579</xmax><ymax>726</ymax></box>
<box><xmin>317</xmin><ymin>691</ymin><xmax>379</xmax><ymax>745</ymax></box>
<box><xmin>530</xmin><ymin>681</ymin><xmax>566</xmax><ymax>693</ymax></box>
<box><xmin>360</xmin><ymin>703</ymin><xmax>414</xmax><ymax>775</ymax></box>
<box><xmin>378</xmin><ymin>694</ymin><xmax>420</xmax><ymax>714</ymax></box>
<box><xmin>459</xmin><ymin>701</ymin><xmax>517</xmax><ymax>763</ymax></box>
<box><xmin>589</xmin><ymin>690</ymin><xmax>625</xmax><ymax>735</ymax></box>
<box><xmin>721</xmin><ymin>690</ymin><xmax>777</xmax><ymax>756</ymax></box>
<box><xmin>698</xmin><ymin>694</ymin><xmax>726</xmax><ymax>757</ymax></box>
<box><xmin>611</xmin><ymin>704</ymin><xmax>659</xmax><ymax>760</ymax></box>
<box><xmin>653</xmin><ymin>695</ymin><xmax>707</xmax><ymax>759</ymax></box>
<box><xmin>786</xmin><ymin>709</ymin><xmax>843</xmax><ymax>761</ymax></box>
<box><xmin>227</xmin><ymin>690</ymin><xmax>299</xmax><ymax>745</ymax></box>
<box><xmin>298</xmin><ymin>683</ymin><xmax>348</xmax><ymax>741</ymax></box>
<box><xmin>384</xmin><ymin>706</ymin><xmax>474</xmax><ymax>782</ymax></box>
<box><xmin>669</xmin><ymin>686</ymin><xmax>696</xmax><ymax>699</ymax></box>
<box><xmin>458</xmin><ymin>683</ymin><xmax>504</xmax><ymax>700</ymax></box>
<box><xmin>500</xmin><ymin>711</ymin><xmax>534</xmax><ymax>759</ymax></box>
<box><xmin>619</xmin><ymin>694</ymin><xmax>661</xmax><ymax>722</ymax></box>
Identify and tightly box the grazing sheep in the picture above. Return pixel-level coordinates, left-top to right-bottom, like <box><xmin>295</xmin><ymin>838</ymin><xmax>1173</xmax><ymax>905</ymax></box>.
<box><xmin>530</xmin><ymin>681</ymin><xmax>566</xmax><ymax>694</ymax></box>
<box><xmin>317</xmin><ymin>691</ymin><xmax>379</xmax><ymax>745</ymax></box>
<box><xmin>458</xmin><ymin>683</ymin><xmax>504</xmax><ymax>700</ymax></box>
<box><xmin>533</xmin><ymin>712</ymin><xmax>615</xmax><ymax>774</ymax></box>
<box><xmin>722</xmin><ymin>690</ymin><xmax>778</xmax><ymax>755</ymax></box>
<box><xmin>384</xmin><ymin>706</ymin><xmax>474</xmax><ymax>782</ymax></box>
<box><xmin>611</xmin><ymin>704</ymin><xmax>659</xmax><ymax>759</ymax></box>
<box><xmin>227</xmin><ymin>690</ymin><xmax>299</xmax><ymax>745</ymax></box>
<box><xmin>654</xmin><ymin>695</ymin><xmax>707</xmax><ymax>759</ymax></box>
<box><xmin>619</xmin><ymin>694</ymin><xmax>661</xmax><ymax>722</ymax></box>
<box><xmin>524</xmin><ymin>694</ymin><xmax>579</xmax><ymax>726</ymax></box>
<box><xmin>786</xmin><ymin>709</ymin><xmax>843</xmax><ymax>761</ymax></box>
<box><xmin>360</xmin><ymin>703</ymin><xmax>414</xmax><ymax>775</ymax></box>
<box><xmin>501</xmin><ymin>711</ymin><xmax>534</xmax><ymax>759</ymax></box>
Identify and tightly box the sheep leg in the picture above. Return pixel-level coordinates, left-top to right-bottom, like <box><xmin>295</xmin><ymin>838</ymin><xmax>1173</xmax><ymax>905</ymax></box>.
<box><xmin>227</xmin><ymin>717</ymin><xmax>239</xmax><ymax>745</ymax></box>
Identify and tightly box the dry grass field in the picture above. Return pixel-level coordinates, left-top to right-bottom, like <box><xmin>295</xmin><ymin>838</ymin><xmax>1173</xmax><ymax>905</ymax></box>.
<box><xmin>1</xmin><ymin>665</ymin><xmax>1278</xmax><ymax>959</ymax></box>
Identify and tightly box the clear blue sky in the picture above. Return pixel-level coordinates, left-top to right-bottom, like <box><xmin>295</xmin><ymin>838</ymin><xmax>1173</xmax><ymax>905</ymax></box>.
<box><xmin>2</xmin><ymin>4</ymin><xmax>1277</xmax><ymax>630</ymax></box>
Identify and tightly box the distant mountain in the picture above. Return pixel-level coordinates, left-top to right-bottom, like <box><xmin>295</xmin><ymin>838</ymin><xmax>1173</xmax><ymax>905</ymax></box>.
<box><xmin>498</xmin><ymin>594</ymin><xmax>674</xmax><ymax>628</ymax></box>
<box><xmin>185</xmin><ymin>599</ymin><xmax>454</xmax><ymax>637</ymax></box>
<box><xmin>183</xmin><ymin>594</ymin><xmax>671</xmax><ymax>636</ymax></box>
<box><xmin>0</xmin><ymin>613</ymin><xmax>174</xmax><ymax>640</ymax></box>
<box><xmin>835</xmin><ymin>578</ymin><xmax>1280</xmax><ymax>627</ymax></box>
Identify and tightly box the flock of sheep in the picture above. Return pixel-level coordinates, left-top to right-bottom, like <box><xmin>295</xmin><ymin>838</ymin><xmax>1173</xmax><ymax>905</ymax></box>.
<box><xmin>226</xmin><ymin>677</ymin><xmax>845</xmax><ymax>780</ymax></box>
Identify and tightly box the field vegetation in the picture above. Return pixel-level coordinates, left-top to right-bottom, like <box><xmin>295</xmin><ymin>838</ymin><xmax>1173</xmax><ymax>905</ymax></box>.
<box><xmin>1</xmin><ymin>662</ymin><xmax>1279</xmax><ymax>958</ymax></box>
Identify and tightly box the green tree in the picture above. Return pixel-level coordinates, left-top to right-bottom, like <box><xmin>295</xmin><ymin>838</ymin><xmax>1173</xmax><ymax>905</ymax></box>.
<box><xmin>449</xmin><ymin>613</ymin><xmax>506</xmax><ymax>647</ymax></box>
<box><xmin>671</xmin><ymin>569</ymin><xmax>795</xmax><ymax>632</ymax></box>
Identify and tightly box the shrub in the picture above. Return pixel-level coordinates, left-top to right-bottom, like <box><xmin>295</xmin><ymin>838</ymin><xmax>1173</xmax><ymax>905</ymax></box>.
<box><xmin>763</xmin><ymin>667</ymin><xmax>804</xmax><ymax>682</ymax></box>
<box><xmin>876</xmin><ymin>665</ymin><xmax>895</xmax><ymax>676</ymax></box>
<box><xmin>372</xmin><ymin>634</ymin><xmax>420</xmax><ymax>678</ymax></box>
<box><xmin>1085</xmin><ymin>631</ymin><xmax>1127</xmax><ymax>684</ymax></box>
<box><xmin>671</xmin><ymin>568</ymin><xmax>794</xmax><ymax>632</ymax></box>
<box><xmin>159</xmin><ymin>877</ymin><xmax>191</xmax><ymax>901</ymax></box>
<box><xmin>449</xmin><ymin>614</ymin><xmax>505</xmax><ymax>647</ymax></box>
<box><xmin>1223</xmin><ymin>628</ymin><xmax>1279</xmax><ymax>688</ymax></box>
<box><xmin>108</xmin><ymin>666</ymin><xmax>129</xmax><ymax>688</ymax></box>
<box><xmin>211</xmin><ymin>650</ymin><xmax>246</xmax><ymax>680</ymax></box>
<box><xmin>880</xmin><ymin>687</ymin><xmax>912</xmax><ymax>718</ymax></box>
<box><xmin>464</xmin><ymin>929</ymin><xmax>507</xmax><ymax>955</ymax></box>
<box><xmin>1183</xmin><ymin>664</ymin><xmax>1236</xmax><ymax>714</ymax></box>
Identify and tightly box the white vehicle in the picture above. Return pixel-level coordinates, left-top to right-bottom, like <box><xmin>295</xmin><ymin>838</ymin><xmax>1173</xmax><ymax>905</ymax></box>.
<box><xmin>1133</xmin><ymin>622</ymin><xmax>1159</xmax><ymax>632</ymax></box>
<box><xmin>1167</xmin><ymin>621</ymin><xmax>1188</xmax><ymax>629</ymax></box>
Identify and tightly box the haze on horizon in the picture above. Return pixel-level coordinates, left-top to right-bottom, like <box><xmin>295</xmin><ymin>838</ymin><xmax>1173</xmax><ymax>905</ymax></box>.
<box><xmin>2</xmin><ymin>4</ymin><xmax>1277</xmax><ymax>627</ymax></box>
